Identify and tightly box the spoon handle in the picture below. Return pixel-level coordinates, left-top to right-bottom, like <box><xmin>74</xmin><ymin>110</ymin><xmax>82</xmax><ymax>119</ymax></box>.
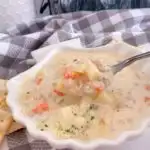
<box><xmin>112</xmin><ymin>51</ymin><xmax>150</xmax><ymax>74</ymax></box>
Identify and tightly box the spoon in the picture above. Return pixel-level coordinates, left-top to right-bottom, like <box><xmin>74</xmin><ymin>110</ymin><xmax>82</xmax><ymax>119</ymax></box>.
<box><xmin>111</xmin><ymin>51</ymin><xmax>150</xmax><ymax>75</ymax></box>
<box><xmin>20</xmin><ymin>51</ymin><xmax>150</xmax><ymax>75</ymax></box>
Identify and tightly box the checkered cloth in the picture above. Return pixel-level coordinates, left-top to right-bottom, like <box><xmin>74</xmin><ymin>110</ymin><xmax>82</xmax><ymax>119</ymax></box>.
<box><xmin>1</xmin><ymin>8</ymin><xmax>150</xmax><ymax>150</ymax></box>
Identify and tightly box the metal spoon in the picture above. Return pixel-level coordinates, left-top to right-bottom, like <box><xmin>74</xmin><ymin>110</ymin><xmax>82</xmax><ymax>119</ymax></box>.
<box><xmin>20</xmin><ymin>51</ymin><xmax>150</xmax><ymax>75</ymax></box>
<box><xmin>111</xmin><ymin>51</ymin><xmax>150</xmax><ymax>75</ymax></box>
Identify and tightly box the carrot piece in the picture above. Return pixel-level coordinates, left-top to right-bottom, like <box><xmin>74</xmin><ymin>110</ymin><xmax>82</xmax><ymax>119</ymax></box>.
<box><xmin>95</xmin><ymin>86</ymin><xmax>104</xmax><ymax>92</ymax></box>
<box><xmin>64</xmin><ymin>70</ymin><xmax>86</xmax><ymax>80</ymax></box>
<box><xmin>32</xmin><ymin>108</ymin><xmax>40</xmax><ymax>113</ymax></box>
<box><xmin>93</xmin><ymin>83</ymin><xmax>104</xmax><ymax>93</ymax></box>
<box><xmin>35</xmin><ymin>72</ymin><xmax>44</xmax><ymax>85</ymax></box>
<box><xmin>35</xmin><ymin>77</ymin><xmax>43</xmax><ymax>85</ymax></box>
<box><xmin>145</xmin><ymin>85</ymin><xmax>150</xmax><ymax>91</ymax></box>
<box><xmin>53</xmin><ymin>89</ymin><xmax>65</xmax><ymax>96</ymax></box>
<box><xmin>71</xmin><ymin>72</ymin><xmax>78</xmax><ymax>79</ymax></box>
<box><xmin>71</xmin><ymin>72</ymin><xmax>85</xmax><ymax>79</ymax></box>
<box><xmin>64</xmin><ymin>72</ymin><xmax>72</xmax><ymax>79</ymax></box>
<box><xmin>39</xmin><ymin>103</ymin><xmax>49</xmax><ymax>110</ymax></box>
<box><xmin>144</xmin><ymin>96</ymin><xmax>150</xmax><ymax>102</ymax></box>
<box><xmin>35</xmin><ymin>74</ymin><xmax>43</xmax><ymax>85</ymax></box>
<box><xmin>32</xmin><ymin>103</ymin><xmax>49</xmax><ymax>113</ymax></box>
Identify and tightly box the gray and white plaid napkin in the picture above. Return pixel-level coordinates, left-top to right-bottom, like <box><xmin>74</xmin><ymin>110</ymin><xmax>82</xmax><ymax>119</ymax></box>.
<box><xmin>1</xmin><ymin>9</ymin><xmax>150</xmax><ymax>150</ymax></box>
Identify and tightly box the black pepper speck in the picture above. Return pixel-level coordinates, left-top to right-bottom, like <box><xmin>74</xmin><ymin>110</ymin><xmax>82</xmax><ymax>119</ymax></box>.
<box><xmin>44</xmin><ymin>124</ymin><xmax>48</xmax><ymax>127</ymax></box>
<box><xmin>73</xmin><ymin>59</ymin><xmax>78</xmax><ymax>62</ymax></box>
<box><xmin>71</xmin><ymin>125</ymin><xmax>75</xmax><ymax>128</ymax></box>
<box><xmin>71</xmin><ymin>125</ymin><xmax>78</xmax><ymax>129</ymax></box>
<box><xmin>90</xmin><ymin>116</ymin><xmax>95</xmax><ymax>120</ymax></box>
<box><xmin>73</xmin><ymin>113</ymin><xmax>77</xmax><ymax>116</ymax></box>
<box><xmin>65</xmin><ymin>129</ymin><xmax>70</xmax><ymax>132</ymax></box>
<box><xmin>89</xmin><ymin>104</ymin><xmax>98</xmax><ymax>110</ymax></box>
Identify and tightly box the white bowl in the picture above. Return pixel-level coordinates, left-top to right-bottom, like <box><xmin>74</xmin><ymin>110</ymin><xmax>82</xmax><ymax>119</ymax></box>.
<box><xmin>6</xmin><ymin>41</ymin><xmax>150</xmax><ymax>150</ymax></box>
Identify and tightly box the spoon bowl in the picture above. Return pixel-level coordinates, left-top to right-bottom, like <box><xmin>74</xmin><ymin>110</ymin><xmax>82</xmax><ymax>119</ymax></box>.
<box><xmin>111</xmin><ymin>51</ymin><xmax>150</xmax><ymax>75</ymax></box>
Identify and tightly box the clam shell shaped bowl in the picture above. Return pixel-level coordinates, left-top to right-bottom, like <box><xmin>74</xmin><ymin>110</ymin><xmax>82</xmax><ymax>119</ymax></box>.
<box><xmin>6</xmin><ymin>41</ymin><xmax>150</xmax><ymax>150</ymax></box>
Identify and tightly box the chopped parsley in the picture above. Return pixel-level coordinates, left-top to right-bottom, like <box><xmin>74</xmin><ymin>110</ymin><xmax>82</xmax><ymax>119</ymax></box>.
<box><xmin>64</xmin><ymin>129</ymin><xmax>74</xmax><ymax>134</ymax></box>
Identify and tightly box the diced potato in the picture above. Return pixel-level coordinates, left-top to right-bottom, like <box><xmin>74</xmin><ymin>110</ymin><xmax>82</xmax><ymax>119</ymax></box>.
<box><xmin>96</xmin><ymin>91</ymin><xmax>119</xmax><ymax>107</ymax></box>
<box><xmin>86</xmin><ymin>60</ymin><xmax>101</xmax><ymax>80</ymax></box>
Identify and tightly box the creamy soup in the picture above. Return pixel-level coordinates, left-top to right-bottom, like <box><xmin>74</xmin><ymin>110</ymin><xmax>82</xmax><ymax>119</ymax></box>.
<box><xmin>19</xmin><ymin>50</ymin><xmax>150</xmax><ymax>140</ymax></box>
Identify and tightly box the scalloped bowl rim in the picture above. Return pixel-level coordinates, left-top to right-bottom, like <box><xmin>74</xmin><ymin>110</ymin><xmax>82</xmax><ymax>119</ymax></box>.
<box><xmin>6</xmin><ymin>41</ymin><xmax>150</xmax><ymax>150</ymax></box>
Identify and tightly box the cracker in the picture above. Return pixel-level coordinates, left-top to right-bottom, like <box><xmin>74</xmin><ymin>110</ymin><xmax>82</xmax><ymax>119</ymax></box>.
<box><xmin>0</xmin><ymin>133</ymin><xmax>5</xmax><ymax>143</ymax></box>
<box><xmin>0</xmin><ymin>109</ymin><xmax>13</xmax><ymax>143</ymax></box>
<box><xmin>0</xmin><ymin>110</ymin><xmax>12</xmax><ymax>132</ymax></box>
<box><xmin>7</xmin><ymin>121</ymin><xmax>23</xmax><ymax>134</ymax></box>
<box><xmin>0</xmin><ymin>80</ymin><xmax>9</xmax><ymax>112</ymax></box>
<box><xmin>0</xmin><ymin>79</ymin><xmax>24</xmax><ymax>139</ymax></box>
